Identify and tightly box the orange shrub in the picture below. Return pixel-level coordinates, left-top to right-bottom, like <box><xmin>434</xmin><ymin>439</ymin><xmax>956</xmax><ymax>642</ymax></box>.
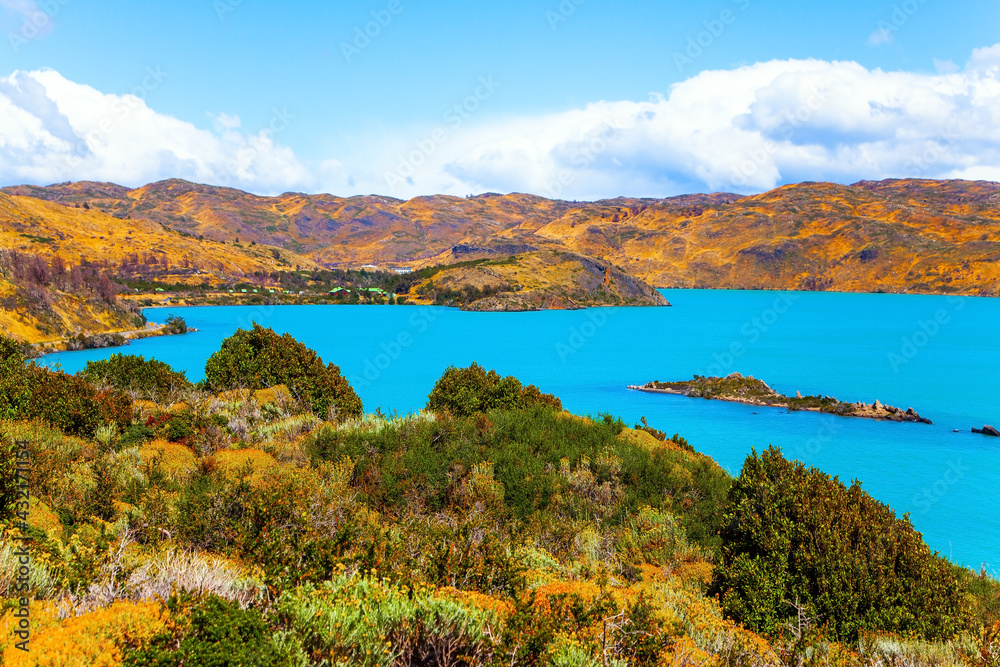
<box><xmin>0</xmin><ymin>601</ymin><xmax>170</xmax><ymax>667</ymax></box>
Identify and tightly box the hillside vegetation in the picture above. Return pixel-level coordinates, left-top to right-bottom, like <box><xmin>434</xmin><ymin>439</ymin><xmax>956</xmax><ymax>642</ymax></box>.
<box><xmin>5</xmin><ymin>178</ymin><xmax>999</xmax><ymax>296</ymax></box>
<box><xmin>1</xmin><ymin>330</ymin><xmax>998</xmax><ymax>666</ymax></box>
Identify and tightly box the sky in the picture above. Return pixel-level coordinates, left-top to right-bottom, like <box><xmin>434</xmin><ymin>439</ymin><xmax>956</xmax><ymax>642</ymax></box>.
<box><xmin>0</xmin><ymin>0</ymin><xmax>998</xmax><ymax>200</ymax></box>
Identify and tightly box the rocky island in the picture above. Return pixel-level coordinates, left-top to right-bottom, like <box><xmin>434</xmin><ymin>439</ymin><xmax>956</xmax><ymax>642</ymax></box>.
<box><xmin>629</xmin><ymin>373</ymin><xmax>933</xmax><ymax>424</ymax></box>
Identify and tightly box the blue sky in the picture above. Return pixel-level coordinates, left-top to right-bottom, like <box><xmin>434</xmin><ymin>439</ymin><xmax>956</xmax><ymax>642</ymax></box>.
<box><xmin>1</xmin><ymin>0</ymin><xmax>999</xmax><ymax>198</ymax></box>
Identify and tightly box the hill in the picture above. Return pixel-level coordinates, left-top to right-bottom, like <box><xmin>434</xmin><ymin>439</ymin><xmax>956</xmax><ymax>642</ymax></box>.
<box><xmin>408</xmin><ymin>249</ymin><xmax>670</xmax><ymax>310</ymax></box>
<box><xmin>5</xmin><ymin>178</ymin><xmax>999</xmax><ymax>296</ymax></box>
<box><xmin>0</xmin><ymin>192</ymin><xmax>322</xmax><ymax>346</ymax></box>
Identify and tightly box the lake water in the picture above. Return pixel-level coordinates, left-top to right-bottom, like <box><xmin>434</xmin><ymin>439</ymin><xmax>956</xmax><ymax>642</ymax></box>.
<box><xmin>41</xmin><ymin>290</ymin><xmax>1000</xmax><ymax>570</ymax></box>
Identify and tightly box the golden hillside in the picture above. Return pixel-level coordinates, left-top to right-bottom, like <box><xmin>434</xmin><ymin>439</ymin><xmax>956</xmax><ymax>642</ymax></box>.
<box><xmin>406</xmin><ymin>249</ymin><xmax>670</xmax><ymax>311</ymax></box>
<box><xmin>5</xmin><ymin>178</ymin><xmax>1000</xmax><ymax>296</ymax></box>
<box><xmin>0</xmin><ymin>192</ymin><xmax>319</xmax><ymax>280</ymax></box>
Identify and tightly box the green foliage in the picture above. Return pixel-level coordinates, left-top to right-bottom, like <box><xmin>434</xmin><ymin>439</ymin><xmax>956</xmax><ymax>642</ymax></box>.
<box><xmin>711</xmin><ymin>446</ymin><xmax>963</xmax><ymax>642</ymax></box>
<box><xmin>125</xmin><ymin>595</ymin><xmax>294</xmax><ymax>667</ymax></box>
<box><xmin>120</xmin><ymin>422</ymin><xmax>157</xmax><ymax>448</ymax></box>
<box><xmin>2</xmin><ymin>335</ymin><xmax>133</xmax><ymax>439</ymax></box>
<box><xmin>79</xmin><ymin>353</ymin><xmax>192</xmax><ymax>403</ymax></box>
<box><xmin>165</xmin><ymin>413</ymin><xmax>195</xmax><ymax>442</ymax></box>
<box><xmin>0</xmin><ymin>437</ymin><xmax>16</xmax><ymax>525</ymax></box>
<box><xmin>204</xmin><ymin>323</ymin><xmax>362</xmax><ymax>420</ymax></box>
<box><xmin>0</xmin><ymin>335</ymin><xmax>30</xmax><ymax>423</ymax></box>
<box><xmin>426</xmin><ymin>362</ymin><xmax>562</xmax><ymax>417</ymax></box>
<box><xmin>275</xmin><ymin>575</ymin><xmax>497</xmax><ymax>666</ymax></box>
<box><xmin>163</xmin><ymin>314</ymin><xmax>188</xmax><ymax>335</ymax></box>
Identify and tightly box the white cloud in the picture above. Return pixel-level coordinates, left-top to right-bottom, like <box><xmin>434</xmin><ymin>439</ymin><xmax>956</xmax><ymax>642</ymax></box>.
<box><xmin>375</xmin><ymin>47</ymin><xmax>1000</xmax><ymax>198</ymax></box>
<box><xmin>0</xmin><ymin>69</ymin><xmax>313</xmax><ymax>194</ymax></box>
<box><xmin>2</xmin><ymin>46</ymin><xmax>1000</xmax><ymax>200</ymax></box>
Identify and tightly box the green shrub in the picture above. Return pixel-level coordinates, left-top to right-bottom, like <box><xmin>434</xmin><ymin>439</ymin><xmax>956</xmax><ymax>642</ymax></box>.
<box><xmin>0</xmin><ymin>437</ymin><xmax>16</xmax><ymax>525</ymax></box>
<box><xmin>120</xmin><ymin>422</ymin><xmax>157</xmax><ymax>447</ymax></box>
<box><xmin>0</xmin><ymin>335</ymin><xmax>30</xmax><ymax>423</ymax></box>
<box><xmin>125</xmin><ymin>594</ymin><xmax>295</xmax><ymax>667</ymax></box>
<box><xmin>1</xmin><ymin>335</ymin><xmax>133</xmax><ymax>439</ymax></box>
<box><xmin>275</xmin><ymin>575</ymin><xmax>498</xmax><ymax>667</ymax></box>
<box><xmin>204</xmin><ymin>323</ymin><xmax>362</xmax><ymax>420</ymax></box>
<box><xmin>79</xmin><ymin>353</ymin><xmax>192</xmax><ymax>402</ymax></box>
<box><xmin>711</xmin><ymin>446</ymin><xmax>963</xmax><ymax>642</ymax></box>
<box><xmin>165</xmin><ymin>413</ymin><xmax>195</xmax><ymax>442</ymax></box>
<box><xmin>426</xmin><ymin>362</ymin><xmax>562</xmax><ymax>417</ymax></box>
<box><xmin>164</xmin><ymin>314</ymin><xmax>188</xmax><ymax>335</ymax></box>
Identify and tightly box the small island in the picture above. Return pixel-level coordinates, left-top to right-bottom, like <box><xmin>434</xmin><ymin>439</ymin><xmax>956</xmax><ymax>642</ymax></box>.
<box><xmin>629</xmin><ymin>373</ymin><xmax>932</xmax><ymax>424</ymax></box>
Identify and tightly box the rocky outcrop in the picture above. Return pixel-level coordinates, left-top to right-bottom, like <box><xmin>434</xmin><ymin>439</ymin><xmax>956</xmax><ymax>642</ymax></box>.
<box><xmin>630</xmin><ymin>373</ymin><xmax>932</xmax><ymax>424</ymax></box>
<box><xmin>972</xmin><ymin>425</ymin><xmax>1000</xmax><ymax>437</ymax></box>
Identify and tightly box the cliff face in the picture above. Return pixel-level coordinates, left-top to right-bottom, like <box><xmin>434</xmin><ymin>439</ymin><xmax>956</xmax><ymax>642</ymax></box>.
<box><xmin>4</xmin><ymin>178</ymin><xmax>1000</xmax><ymax>296</ymax></box>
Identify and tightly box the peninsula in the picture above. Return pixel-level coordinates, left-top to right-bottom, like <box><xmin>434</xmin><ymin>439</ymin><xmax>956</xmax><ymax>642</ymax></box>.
<box><xmin>629</xmin><ymin>373</ymin><xmax>933</xmax><ymax>424</ymax></box>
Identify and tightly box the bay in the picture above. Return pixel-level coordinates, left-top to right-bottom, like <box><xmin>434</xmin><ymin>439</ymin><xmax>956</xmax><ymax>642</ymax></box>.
<box><xmin>41</xmin><ymin>289</ymin><xmax>1000</xmax><ymax>570</ymax></box>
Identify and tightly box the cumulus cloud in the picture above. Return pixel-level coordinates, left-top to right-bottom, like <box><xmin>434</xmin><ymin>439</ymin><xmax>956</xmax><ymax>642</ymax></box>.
<box><xmin>406</xmin><ymin>45</ymin><xmax>1000</xmax><ymax>198</ymax></box>
<box><xmin>0</xmin><ymin>69</ymin><xmax>314</xmax><ymax>194</ymax></box>
<box><xmin>2</xmin><ymin>46</ymin><xmax>1000</xmax><ymax>200</ymax></box>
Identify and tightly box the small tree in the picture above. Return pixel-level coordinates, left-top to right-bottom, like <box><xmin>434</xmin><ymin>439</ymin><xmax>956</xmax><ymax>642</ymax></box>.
<box><xmin>204</xmin><ymin>323</ymin><xmax>362</xmax><ymax>420</ymax></box>
<box><xmin>711</xmin><ymin>446</ymin><xmax>963</xmax><ymax>642</ymax></box>
<box><xmin>79</xmin><ymin>354</ymin><xmax>192</xmax><ymax>403</ymax></box>
<box><xmin>426</xmin><ymin>362</ymin><xmax>562</xmax><ymax>417</ymax></box>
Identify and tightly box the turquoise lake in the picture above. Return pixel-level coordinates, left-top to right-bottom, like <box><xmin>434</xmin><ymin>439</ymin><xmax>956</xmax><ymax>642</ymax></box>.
<box><xmin>41</xmin><ymin>290</ymin><xmax>1000</xmax><ymax>571</ymax></box>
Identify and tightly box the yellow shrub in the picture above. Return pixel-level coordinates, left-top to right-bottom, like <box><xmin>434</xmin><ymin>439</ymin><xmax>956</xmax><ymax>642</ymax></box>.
<box><xmin>139</xmin><ymin>440</ymin><xmax>196</xmax><ymax>479</ymax></box>
<box><xmin>253</xmin><ymin>384</ymin><xmax>293</xmax><ymax>407</ymax></box>
<box><xmin>215</xmin><ymin>448</ymin><xmax>279</xmax><ymax>482</ymax></box>
<box><xmin>0</xmin><ymin>601</ymin><xmax>170</xmax><ymax>667</ymax></box>
<box><xmin>30</xmin><ymin>499</ymin><xmax>62</xmax><ymax>536</ymax></box>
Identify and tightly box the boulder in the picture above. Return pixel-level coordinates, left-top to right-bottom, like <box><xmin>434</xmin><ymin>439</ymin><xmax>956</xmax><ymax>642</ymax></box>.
<box><xmin>972</xmin><ymin>425</ymin><xmax>1000</xmax><ymax>437</ymax></box>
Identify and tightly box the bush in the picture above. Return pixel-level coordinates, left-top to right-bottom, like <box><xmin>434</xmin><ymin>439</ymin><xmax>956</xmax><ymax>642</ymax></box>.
<box><xmin>22</xmin><ymin>366</ymin><xmax>133</xmax><ymax>439</ymax></box>
<box><xmin>0</xmin><ymin>335</ymin><xmax>30</xmax><ymax>423</ymax></box>
<box><xmin>79</xmin><ymin>354</ymin><xmax>192</xmax><ymax>403</ymax></box>
<box><xmin>125</xmin><ymin>595</ymin><xmax>293</xmax><ymax>667</ymax></box>
<box><xmin>164</xmin><ymin>314</ymin><xmax>188</xmax><ymax>335</ymax></box>
<box><xmin>1</xmin><ymin>334</ymin><xmax>133</xmax><ymax>439</ymax></box>
<box><xmin>204</xmin><ymin>324</ymin><xmax>362</xmax><ymax>420</ymax></box>
<box><xmin>0</xmin><ymin>438</ymin><xmax>16</xmax><ymax>525</ymax></box>
<box><xmin>711</xmin><ymin>446</ymin><xmax>964</xmax><ymax>642</ymax></box>
<box><xmin>426</xmin><ymin>362</ymin><xmax>562</xmax><ymax>417</ymax></box>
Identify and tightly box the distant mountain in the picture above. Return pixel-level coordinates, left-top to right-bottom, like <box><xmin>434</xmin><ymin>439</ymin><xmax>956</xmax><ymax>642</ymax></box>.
<box><xmin>4</xmin><ymin>178</ymin><xmax>999</xmax><ymax>296</ymax></box>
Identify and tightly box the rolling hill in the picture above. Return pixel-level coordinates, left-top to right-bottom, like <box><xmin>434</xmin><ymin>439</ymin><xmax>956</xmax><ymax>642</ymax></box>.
<box><xmin>5</xmin><ymin>178</ymin><xmax>998</xmax><ymax>296</ymax></box>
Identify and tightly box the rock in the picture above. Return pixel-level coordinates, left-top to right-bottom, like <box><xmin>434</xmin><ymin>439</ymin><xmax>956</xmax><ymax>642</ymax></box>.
<box><xmin>873</xmin><ymin>400</ymin><xmax>883</xmax><ymax>411</ymax></box>
<box><xmin>796</xmin><ymin>391</ymin><xmax>802</xmax><ymax>398</ymax></box>
<box><xmin>972</xmin><ymin>425</ymin><xmax>1000</xmax><ymax>437</ymax></box>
